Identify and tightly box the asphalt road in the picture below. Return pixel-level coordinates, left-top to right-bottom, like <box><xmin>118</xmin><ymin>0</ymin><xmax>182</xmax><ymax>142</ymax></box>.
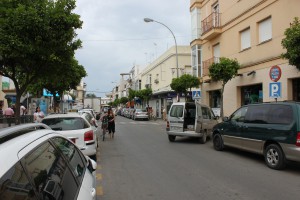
<box><xmin>96</xmin><ymin>116</ymin><xmax>300</xmax><ymax>200</ymax></box>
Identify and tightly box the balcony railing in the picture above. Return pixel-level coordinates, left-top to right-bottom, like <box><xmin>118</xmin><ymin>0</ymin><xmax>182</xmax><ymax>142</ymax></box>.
<box><xmin>202</xmin><ymin>57</ymin><xmax>220</xmax><ymax>77</ymax></box>
<box><xmin>201</xmin><ymin>12</ymin><xmax>221</xmax><ymax>35</ymax></box>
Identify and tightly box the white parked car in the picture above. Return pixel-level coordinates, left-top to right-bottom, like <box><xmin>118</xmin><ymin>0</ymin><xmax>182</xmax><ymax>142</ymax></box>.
<box><xmin>42</xmin><ymin>112</ymin><xmax>99</xmax><ymax>161</ymax></box>
<box><xmin>0</xmin><ymin>123</ymin><xmax>97</xmax><ymax>200</ymax></box>
<box><xmin>79</xmin><ymin>109</ymin><xmax>97</xmax><ymax>118</ymax></box>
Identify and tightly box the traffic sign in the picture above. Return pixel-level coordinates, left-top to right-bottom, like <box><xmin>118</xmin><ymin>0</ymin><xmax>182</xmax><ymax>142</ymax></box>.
<box><xmin>269</xmin><ymin>82</ymin><xmax>281</xmax><ymax>98</ymax></box>
<box><xmin>269</xmin><ymin>65</ymin><xmax>281</xmax><ymax>82</ymax></box>
<box><xmin>192</xmin><ymin>90</ymin><xmax>201</xmax><ymax>99</ymax></box>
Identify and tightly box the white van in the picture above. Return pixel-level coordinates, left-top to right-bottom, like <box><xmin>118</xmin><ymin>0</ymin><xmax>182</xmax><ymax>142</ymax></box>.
<box><xmin>166</xmin><ymin>102</ymin><xmax>219</xmax><ymax>143</ymax></box>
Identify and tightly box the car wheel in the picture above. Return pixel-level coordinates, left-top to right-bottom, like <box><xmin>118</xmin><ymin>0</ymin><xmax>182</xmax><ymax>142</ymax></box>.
<box><xmin>199</xmin><ymin>131</ymin><xmax>207</xmax><ymax>144</ymax></box>
<box><xmin>168</xmin><ymin>135</ymin><xmax>176</xmax><ymax>142</ymax></box>
<box><xmin>213</xmin><ymin>133</ymin><xmax>224</xmax><ymax>151</ymax></box>
<box><xmin>264</xmin><ymin>144</ymin><xmax>286</xmax><ymax>170</ymax></box>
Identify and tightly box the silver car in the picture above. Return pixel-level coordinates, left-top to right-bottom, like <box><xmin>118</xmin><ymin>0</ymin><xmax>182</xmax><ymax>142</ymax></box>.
<box><xmin>133</xmin><ymin>109</ymin><xmax>149</xmax><ymax>120</ymax></box>
<box><xmin>0</xmin><ymin>123</ymin><xmax>97</xmax><ymax>200</ymax></box>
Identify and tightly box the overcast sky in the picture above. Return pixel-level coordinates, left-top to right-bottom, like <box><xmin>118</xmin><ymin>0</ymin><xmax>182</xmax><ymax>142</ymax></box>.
<box><xmin>74</xmin><ymin>0</ymin><xmax>191</xmax><ymax>97</ymax></box>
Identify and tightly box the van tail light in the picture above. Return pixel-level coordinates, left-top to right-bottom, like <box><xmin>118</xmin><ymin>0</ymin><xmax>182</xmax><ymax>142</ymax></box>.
<box><xmin>167</xmin><ymin>121</ymin><xmax>170</xmax><ymax>128</ymax></box>
<box><xmin>296</xmin><ymin>132</ymin><xmax>300</xmax><ymax>147</ymax></box>
<box><xmin>84</xmin><ymin>130</ymin><xmax>94</xmax><ymax>141</ymax></box>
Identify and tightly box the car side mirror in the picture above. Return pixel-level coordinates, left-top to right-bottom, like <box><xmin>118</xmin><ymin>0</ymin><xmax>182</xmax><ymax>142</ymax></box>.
<box><xmin>222</xmin><ymin>117</ymin><xmax>229</xmax><ymax>122</ymax></box>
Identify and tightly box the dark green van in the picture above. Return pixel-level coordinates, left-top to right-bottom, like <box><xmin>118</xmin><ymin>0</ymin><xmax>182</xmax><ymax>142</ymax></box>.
<box><xmin>212</xmin><ymin>102</ymin><xmax>300</xmax><ymax>170</ymax></box>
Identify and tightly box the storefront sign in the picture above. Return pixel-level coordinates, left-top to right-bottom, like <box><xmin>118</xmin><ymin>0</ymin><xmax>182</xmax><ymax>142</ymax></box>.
<box><xmin>269</xmin><ymin>65</ymin><xmax>281</xmax><ymax>82</ymax></box>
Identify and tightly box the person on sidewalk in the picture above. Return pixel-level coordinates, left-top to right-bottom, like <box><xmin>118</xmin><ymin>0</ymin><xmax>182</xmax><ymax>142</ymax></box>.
<box><xmin>4</xmin><ymin>106</ymin><xmax>14</xmax><ymax>127</ymax></box>
<box><xmin>34</xmin><ymin>106</ymin><xmax>44</xmax><ymax>123</ymax></box>
<box><xmin>101</xmin><ymin>112</ymin><xmax>109</xmax><ymax>141</ymax></box>
<box><xmin>107</xmin><ymin>108</ymin><xmax>115</xmax><ymax>139</ymax></box>
<box><xmin>163</xmin><ymin>107</ymin><xmax>167</xmax><ymax>121</ymax></box>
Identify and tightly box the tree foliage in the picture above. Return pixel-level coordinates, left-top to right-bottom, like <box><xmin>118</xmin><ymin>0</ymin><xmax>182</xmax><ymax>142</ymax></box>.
<box><xmin>119</xmin><ymin>97</ymin><xmax>129</xmax><ymax>105</ymax></box>
<box><xmin>282</xmin><ymin>17</ymin><xmax>300</xmax><ymax>70</ymax></box>
<box><xmin>170</xmin><ymin>74</ymin><xmax>200</xmax><ymax>101</ymax></box>
<box><xmin>86</xmin><ymin>93</ymin><xmax>97</xmax><ymax>98</ymax></box>
<box><xmin>0</xmin><ymin>0</ymin><xmax>84</xmax><ymax>123</ymax></box>
<box><xmin>128</xmin><ymin>88</ymin><xmax>136</xmax><ymax>101</ymax></box>
<box><xmin>209</xmin><ymin>57</ymin><xmax>240</xmax><ymax>117</ymax></box>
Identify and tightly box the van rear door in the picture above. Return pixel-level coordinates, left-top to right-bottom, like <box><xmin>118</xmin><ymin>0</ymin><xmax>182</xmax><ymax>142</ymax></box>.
<box><xmin>168</xmin><ymin>104</ymin><xmax>184</xmax><ymax>132</ymax></box>
<box><xmin>195</xmin><ymin>102</ymin><xmax>203</xmax><ymax>133</ymax></box>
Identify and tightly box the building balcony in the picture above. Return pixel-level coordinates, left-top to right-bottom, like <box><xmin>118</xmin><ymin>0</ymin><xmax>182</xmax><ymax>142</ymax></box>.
<box><xmin>202</xmin><ymin>57</ymin><xmax>220</xmax><ymax>77</ymax></box>
<box><xmin>201</xmin><ymin>12</ymin><xmax>222</xmax><ymax>40</ymax></box>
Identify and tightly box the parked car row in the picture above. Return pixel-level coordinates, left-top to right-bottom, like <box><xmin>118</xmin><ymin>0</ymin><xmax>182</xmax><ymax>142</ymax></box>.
<box><xmin>167</xmin><ymin>101</ymin><xmax>300</xmax><ymax>170</ymax></box>
<box><xmin>119</xmin><ymin>107</ymin><xmax>149</xmax><ymax>121</ymax></box>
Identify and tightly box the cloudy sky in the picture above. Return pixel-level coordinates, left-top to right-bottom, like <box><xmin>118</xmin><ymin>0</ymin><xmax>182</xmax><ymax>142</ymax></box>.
<box><xmin>74</xmin><ymin>0</ymin><xmax>191</xmax><ymax>97</ymax></box>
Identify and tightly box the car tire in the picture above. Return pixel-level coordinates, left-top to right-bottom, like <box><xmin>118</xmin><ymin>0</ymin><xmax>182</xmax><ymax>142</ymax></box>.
<box><xmin>168</xmin><ymin>135</ymin><xmax>176</xmax><ymax>142</ymax></box>
<box><xmin>264</xmin><ymin>144</ymin><xmax>286</xmax><ymax>170</ymax></box>
<box><xmin>199</xmin><ymin>131</ymin><xmax>207</xmax><ymax>144</ymax></box>
<box><xmin>213</xmin><ymin>133</ymin><xmax>224</xmax><ymax>151</ymax></box>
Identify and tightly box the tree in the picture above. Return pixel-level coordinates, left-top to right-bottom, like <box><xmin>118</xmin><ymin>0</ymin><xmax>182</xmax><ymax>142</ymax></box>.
<box><xmin>0</xmin><ymin>0</ymin><xmax>83</xmax><ymax>123</ymax></box>
<box><xmin>128</xmin><ymin>88</ymin><xmax>136</xmax><ymax>101</ymax></box>
<box><xmin>170</xmin><ymin>74</ymin><xmax>200</xmax><ymax>101</ymax></box>
<box><xmin>282</xmin><ymin>17</ymin><xmax>300</xmax><ymax>70</ymax></box>
<box><xmin>138</xmin><ymin>88</ymin><xmax>152</xmax><ymax>106</ymax></box>
<box><xmin>119</xmin><ymin>97</ymin><xmax>129</xmax><ymax>105</ymax></box>
<box><xmin>209</xmin><ymin>57</ymin><xmax>240</xmax><ymax>117</ymax></box>
<box><xmin>86</xmin><ymin>93</ymin><xmax>96</xmax><ymax>98</ymax></box>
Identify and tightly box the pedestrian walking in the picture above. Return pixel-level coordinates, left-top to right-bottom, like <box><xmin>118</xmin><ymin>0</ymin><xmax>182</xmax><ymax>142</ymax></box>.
<box><xmin>34</xmin><ymin>106</ymin><xmax>44</xmax><ymax>123</ymax></box>
<box><xmin>163</xmin><ymin>107</ymin><xmax>167</xmax><ymax>121</ymax></box>
<box><xmin>20</xmin><ymin>103</ymin><xmax>27</xmax><ymax>115</ymax></box>
<box><xmin>101</xmin><ymin>112</ymin><xmax>109</xmax><ymax>141</ymax></box>
<box><xmin>4</xmin><ymin>106</ymin><xmax>14</xmax><ymax>127</ymax></box>
<box><xmin>107</xmin><ymin>108</ymin><xmax>115</xmax><ymax>139</ymax></box>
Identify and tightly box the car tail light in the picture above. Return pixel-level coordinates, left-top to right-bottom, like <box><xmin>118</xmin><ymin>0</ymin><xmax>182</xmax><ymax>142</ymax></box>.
<box><xmin>167</xmin><ymin>121</ymin><xmax>170</xmax><ymax>128</ymax></box>
<box><xmin>84</xmin><ymin>130</ymin><xmax>94</xmax><ymax>141</ymax></box>
<box><xmin>296</xmin><ymin>132</ymin><xmax>300</xmax><ymax>147</ymax></box>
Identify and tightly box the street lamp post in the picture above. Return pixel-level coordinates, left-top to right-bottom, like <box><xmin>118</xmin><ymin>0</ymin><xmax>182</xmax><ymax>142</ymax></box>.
<box><xmin>144</xmin><ymin>18</ymin><xmax>179</xmax><ymax>78</ymax></box>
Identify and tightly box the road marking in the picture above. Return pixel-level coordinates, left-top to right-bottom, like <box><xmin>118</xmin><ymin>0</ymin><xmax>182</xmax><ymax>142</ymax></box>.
<box><xmin>97</xmin><ymin>186</ymin><xmax>103</xmax><ymax>195</ymax></box>
<box><xmin>96</xmin><ymin>173</ymin><xmax>102</xmax><ymax>180</ymax></box>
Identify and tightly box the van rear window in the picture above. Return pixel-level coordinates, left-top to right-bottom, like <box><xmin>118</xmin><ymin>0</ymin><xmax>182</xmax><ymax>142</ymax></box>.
<box><xmin>245</xmin><ymin>105</ymin><xmax>293</xmax><ymax>124</ymax></box>
<box><xmin>170</xmin><ymin>105</ymin><xmax>183</xmax><ymax>118</ymax></box>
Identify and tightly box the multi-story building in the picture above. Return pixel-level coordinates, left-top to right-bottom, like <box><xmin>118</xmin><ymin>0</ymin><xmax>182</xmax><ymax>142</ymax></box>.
<box><xmin>190</xmin><ymin>0</ymin><xmax>300</xmax><ymax>116</ymax></box>
<box><xmin>141</xmin><ymin>45</ymin><xmax>191</xmax><ymax>118</ymax></box>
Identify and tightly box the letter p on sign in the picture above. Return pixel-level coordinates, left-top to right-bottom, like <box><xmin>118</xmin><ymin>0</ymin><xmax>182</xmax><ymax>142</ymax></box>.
<box><xmin>269</xmin><ymin>82</ymin><xmax>281</xmax><ymax>98</ymax></box>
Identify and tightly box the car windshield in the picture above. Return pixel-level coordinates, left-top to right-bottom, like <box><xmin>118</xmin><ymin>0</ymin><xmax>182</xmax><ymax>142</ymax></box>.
<box><xmin>42</xmin><ymin>118</ymin><xmax>86</xmax><ymax>131</ymax></box>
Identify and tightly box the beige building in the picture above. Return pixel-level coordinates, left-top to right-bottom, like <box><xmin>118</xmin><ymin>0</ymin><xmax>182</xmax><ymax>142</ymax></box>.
<box><xmin>141</xmin><ymin>45</ymin><xmax>191</xmax><ymax>117</ymax></box>
<box><xmin>190</xmin><ymin>0</ymin><xmax>300</xmax><ymax>116</ymax></box>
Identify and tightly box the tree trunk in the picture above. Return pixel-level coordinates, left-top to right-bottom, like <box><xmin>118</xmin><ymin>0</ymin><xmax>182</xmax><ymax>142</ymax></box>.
<box><xmin>220</xmin><ymin>84</ymin><xmax>225</xmax><ymax>118</ymax></box>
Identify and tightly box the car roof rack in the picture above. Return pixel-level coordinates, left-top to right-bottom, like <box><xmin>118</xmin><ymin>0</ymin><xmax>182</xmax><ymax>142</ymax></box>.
<box><xmin>0</xmin><ymin>123</ymin><xmax>51</xmax><ymax>144</ymax></box>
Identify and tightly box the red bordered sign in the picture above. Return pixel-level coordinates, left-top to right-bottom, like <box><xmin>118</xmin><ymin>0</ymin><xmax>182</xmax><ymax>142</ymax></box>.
<box><xmin>269</xmin><ymin>65</ymin><xmax>281</xmax><ymax>82</ymax></box>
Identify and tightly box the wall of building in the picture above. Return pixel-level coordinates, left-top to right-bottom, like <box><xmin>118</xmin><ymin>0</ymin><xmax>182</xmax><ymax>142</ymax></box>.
<box><xmin>194</xmin><ymin>0</ymin><xmax>300</xmax><ymax>116</ymax></box>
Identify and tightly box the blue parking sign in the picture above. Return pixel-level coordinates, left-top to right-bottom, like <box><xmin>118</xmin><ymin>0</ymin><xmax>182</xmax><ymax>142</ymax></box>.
<box><xmin>269</xmin><ymin>82</ymin><xmax>281</xmax><ymax>98</ymax></box>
